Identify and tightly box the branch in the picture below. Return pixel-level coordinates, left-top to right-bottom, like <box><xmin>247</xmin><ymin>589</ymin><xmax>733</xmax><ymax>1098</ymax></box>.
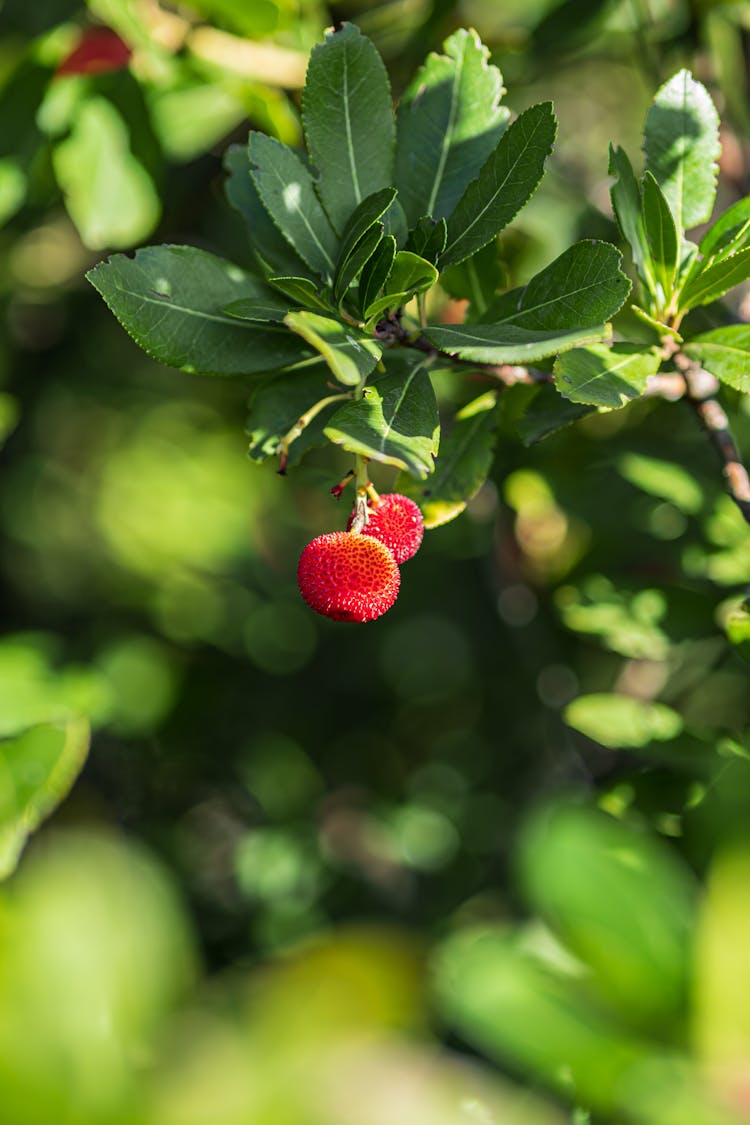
<box><xmin>675</xmin><ymin>353</ymin><xmax>750</xmax><ymax>526</ymax></box>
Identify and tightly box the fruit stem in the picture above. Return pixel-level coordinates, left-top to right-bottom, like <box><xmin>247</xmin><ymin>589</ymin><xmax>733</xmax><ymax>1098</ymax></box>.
<box><xmin>349</xmin><ymin>455</ymin><xmax>371</xmax><ymax>533</ymax></box>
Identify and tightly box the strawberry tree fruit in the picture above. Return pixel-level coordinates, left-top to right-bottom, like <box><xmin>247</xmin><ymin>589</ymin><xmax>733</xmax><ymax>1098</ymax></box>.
<box><xmin>346</xmin><ymin>493</ymin><xmax>424</xmax><ymax>563</ymax></box>
<box><xmin>297</xmin><ymin>532</ymin><xmax>400</xmax><ymax>623</ymax></box>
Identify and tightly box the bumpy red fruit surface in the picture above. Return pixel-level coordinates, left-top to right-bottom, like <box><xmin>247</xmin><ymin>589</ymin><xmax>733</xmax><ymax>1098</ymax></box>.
<box><xmin>347</xmin><ymin>493</ymin><xmax>424</xmax><ymax>563</ymax></box>
<box><xmin>297</xmin><ymin>531</ymin><xmax>400</xmax><ymax>622</ymax></box>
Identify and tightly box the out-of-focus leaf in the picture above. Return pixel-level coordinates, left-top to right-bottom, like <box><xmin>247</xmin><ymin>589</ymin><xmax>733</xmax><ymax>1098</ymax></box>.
<box><xmin>0</xmin><ymin>719</ymin><xmax>89</xmax><ymax>880</ymax></box>
<box><xmin>440</xmin><ymin>102</ymin><xmax>556</xmax><ymax>268</ymax></box>
<box><xmin>302</xmin><ymin>23</ymin><xmax>394</xmax><ymax>234</ymax></box>
<box><xmin>149</xmin><ymin>82</ymin><xmax>246</xmax><ymax>160</ymax></box>
<box><xmin>396</xmin><ymin>391</ymin><xmax>498</xmax><ymax>527</ymax></box>
<box><xmin>683</xmin><ymin>325</ymin><xmax>750</xmax><ymax>393</ymax></box>
<box><xmin>565</xmin><ymin>693</ymin><xmax>683</xmax><ymax>748</ymax></box>
<box><xmin>0</xmin><ymin>158</ymin><xmax>26</xmax><ymax>225</ymax></box>
<box><xmin>53</xmin><ymin>97</ymin><xmax>160</xmax><ymax>250</ymax></box>
<box><xmin>0</xmin><ymin>393</ymin><xmax>19</xmax><ymax>449</ymax></box>
<box><xmin>395</xmin><ymin>28</ymin><xmax>509</xmax><ymax>225</ymax></box>
<box><xmin>284</xmin><ymin>310</ymin><xmax>381</xmax><ymax>387</ymax></box>
<box><xmin>324</xmin><ymin>362</ymin><xmax>439</xmax><ymax>477</ymax></box>
<box><xmin>87</xmin><ymin>246</ymin><xmax>313</xmax><ymax>375</ymax></box>
<box><xmin>644</xmin><ymin>69</ymin><xmax>720</xmax><ymax>232</ymax></box>
<box><xmin>553</xmin><ymin>343</ymin><xmax>660</xmax><ymax>408</ymax></box>
<box><xmin>519</xmin><ymin>803</ymin><xmax>696</xmax><ymax>1025</ymax></box>
<box><xmin>249</xmin><ymin>132</ymin><xmax>338</xmax><ymax>278</ymax></box>
<box><xmin>618</xmin><ymin>452</ymin><xmax>704</xmax><ymax>513</ymax></box>
<box><xmin>441</xmin><ymin>239</ymin><xmax>504</xmax><ymax>318</ymax></box>
<box><xmin>515</xmin><ymin>383</ymin><xmax>594</xmax><ymax>445</ymax></box>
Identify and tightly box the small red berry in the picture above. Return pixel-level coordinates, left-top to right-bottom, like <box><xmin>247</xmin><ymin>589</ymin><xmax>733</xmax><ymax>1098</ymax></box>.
<box><xmin>347</xmin><ymin>493</ymin><xmax>424</xmax><ymax>563</ymax></box>
<box><xmin>297</xmin><ymin>531</ymin><xmax>400</xmax><ymax>622</ymax></box>
<box><xmin>56</xmin><ymin>27</ymin><xmax>132</xmax><ymax>78</ymax></box>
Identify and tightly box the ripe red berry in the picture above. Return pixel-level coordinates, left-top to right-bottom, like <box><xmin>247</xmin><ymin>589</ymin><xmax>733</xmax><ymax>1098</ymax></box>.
<box><xmin>297</xmin><ymin>531</ymin><xmax>400</xmax><ymax>622</ymax></box>
<box><xmin>56</xmin><ymin>28</ymin><xmax>132</xmax><ymax>77</ymax></box>
<box><xmin>347</xmin><ymin>493</ymin><xmax>424</xmax><ymax>564</ymax></box>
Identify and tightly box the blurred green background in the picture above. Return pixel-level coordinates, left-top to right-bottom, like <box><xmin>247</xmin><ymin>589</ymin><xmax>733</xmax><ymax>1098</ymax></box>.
<box><xmin>2</xmin><ymin>1</ymin><xmax>750</xmax><ymax>1122</ymax></box>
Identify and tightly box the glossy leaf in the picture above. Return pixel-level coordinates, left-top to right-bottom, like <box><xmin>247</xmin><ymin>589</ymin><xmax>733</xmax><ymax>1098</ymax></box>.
<box><xmin>425</xmin><ymin>323</ymin><xmax>610</xmax><ymax>365</ymax></box>
<box><xmin>405</xmin><ymin>216</ymin><xmax>448</xmax><ymax>264</ymax></box>
<box><xmin>267</xmin><ymin>275</ymin><xmax>333</xmax><ymax>311</ymax></box>
<box><xmin>553</xmin><ymin>343</ymin><xmax>661</xmax><ymax>408</ymax></box>
<box><xmin>397</xmin><ymin>391</ymin><xmax>498</xmax><ymax>527</ymax></box>
<box><xmin>87</xmin><ymin>246</ymin><xmax>312</xmax><ymax>375</ymax></box>
<box><xmin>440</xmin><ymin>102</ymin><xmax>556</xmax><ymax>268</ymax></box>
<box><xmin>699</xmin><ymin>195</ymin><xmax>750</xmax><ymax>263</ymax></box>
<box><xmin>224</xmin><ymin>144</ymin><xmax>310</xmax><ymax>278</ymax></box>
<box><xmin>333</xmin><ymin>223</ymin><xmax>384</xmax><ymax>305</ymax></box>
<box><xmin>324</xmin><ymin>362</ymin><xmax>439</xmax><ymax>477</ymax></box>
<box><xmin>641</xmin><ymin>171</ymin><xmax>678</xmax><ymax>297</ymax></box>
<box><xmin>678</xmin><ymin>246</ymin><xmax>750</xmax><ymax>310</ymax></box>
<box><xmin>684</xmin><ymin>325</ymin><xmax>750</xmax><ymax>393</ymax></box>
<box><xmin>224</xmin><ymin>296</ymin><xmax>294</xmax><ymax>322</ymax></box>
<box><xmin>249</xmin><ymin>132</ymin><xmax>338</xmax><ymax>277</ymax></box>
<box><xmin>335</xmin><ymin>188</ymin><xmax>396</xmax><ymax>277</ymax></box>
<box><xmin>358</xmin><ymin>235</ymin><xmax>397</xmax><ymax>317</ymax></box>
<box><xmin>302</xmin><ymin>23</ymin><xmax>395</xmax><ymax>234</ymax></box>
<box><xmin>284</xmin><ymin>310</ymin><xmax>381</xmax><ymax>387</ymax></box>
<box><xmin>644</xmin><ymin>69</ymin><xmax>720</xmax><ymax>232</ymax></box>
<box><xmin>246</xmin><ymin>365</ymin><xmax>342</xmax><ymax>463</ymax></box>
<box><xmin>395</xmin><ymin>28</ymin><xmax>510</xmax><ymax>225</ymax></box>
<box><xmin>608</xmin><ymin>144</ymin><xmax>654</xmax><ymax>290</ymax></box>
<box><xmin>519</xmin><ymin>803</ymin><xmax>696</xmax><ymax>1024</ymax></box>
<box><xmin>0</xmin><ymin>718</ymin><xmax>90</xmax><ymax>880</ymax></box>
<box><xmin>363</xmin><ymin>251</ymin><xmax>439</xmax><ymax>323</ymax></box>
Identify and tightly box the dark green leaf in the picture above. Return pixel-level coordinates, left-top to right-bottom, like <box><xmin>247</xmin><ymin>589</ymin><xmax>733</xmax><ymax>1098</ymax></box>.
<box><xmin>424</xmin><ymin>322</ymin><xmax>610</xmax><ymax>365</ymax></box>
<box><xmin>87</xmin><ymin>246</ymin><xmax>313</xmax><ymax>375</ymax></box>
<box><xmin>641</xmin><ymin>171</ymin><xmax>678</xmax><ymax>298</ymax></box>
<box><xmin>516</xmin><ymin>383</ymin><xmax>594</xmax><ymax>445</ymax></box>
<box><xmin>519</xmin><ymin>803</ymin><xmax>696</xmax><ymax>1024</ymax></box>
<box><xmin>684</xmin><ymin>325</ymin><xmax>750</xmax><ymax>392</ymax></box>
<box><xmin>246</xmin><ymin>365</ymin><xmax>344</xmax><ymax>463</ymax></box>
<box><xmin>363</xmin><ymin>251</ymin><xmax>439</xmax><ymax>323</ymax></box>
<box><xmin>334</xmin><ymin>222</ymin><xmax>384</xmax><ymax>305</ymax></box>
<box><xmin>699</xmin><ymin>195</ymin><xmax>750</xmax><ymax>262</ymax></box>
<box><xmin>678</xmin><ymin>246</ymin><xmax>750</xmax><ymax>310</ymax></box>
<box><xmin>0</xmin><ymin>719</ymin><xmax>90</xmax><ymax>880</ymax></box>
<box><xmin>224</xmin><ymin>144</ymin><xmax>310</xmax><ymax>278</ymax></box>
<box><xmin>441</xmin><ymin>239</ymin><xmax>503</xmax><ymax>317</ymax></box>
<box><xmin>267</xmin><ymin>275</ymin><xmax>333</xmax><ymax>311</ymax></box>
<box><xmin>440</xmin><ymin>102</ymin><xmax>557</xmax><ymax>269</ymax></box>
<box><xmin>608</xmin><ymin>145</ymin><xmax>655</xmax><ymax>291</ymax></box>
<box><xmin>553</xmin><ymin>343</ymin><xmax>661</xmax><ymax>408</ymax></box>
<box><xmin>336</xmin><ymin>188</ymin><xmax>397</xmax><ymax>276</ymax></box>
<box><xmin>249</xmin><ymin>131</ymin><xmax>338</xmax><ymax>277</ymax></box>
<box><xmin>324</xmin><ymin>362</ymin><xmax>439</xmax><ymax>477</ymax></box>
<box><xmin>284</xmin><ymin>310</ymin><xmax>381</xmax><ymax>387</ymax></box>
<box><xmin>644</xmin><ymin>69</ymin><xmax>720</xmax><ymax>232</ymax></box>
<box><xmin>302</xmin><ymin>23</ymin><xmax>395</xmax><ymax>234</ymax></box>
<box><xmin>405</xmin><ymin>216</ymin><xmax>448</xmax><ymax>264</ymax></box>
<box><xmin>224</xmin><ymin>296</ymin><xmax>294</xmax><ymax>322</ymax></box>
<box><xmin>395</xmin><ymin>28</ymin><xmax>510</xmax><ymax>225</ymax></box>
<box><xmin>358</xmin><ymin>235</ymin><xmax>397</xmax><ymax>318</ymax></box>
<box><xmin>383</xmin><ymin>197</ymin><xmax>409</xmax><ymax>247</ymax></box>
<box><xmin>397</xmin><ymin>390</ymin><xmax>498</xmax><ymax>527</ymax></box>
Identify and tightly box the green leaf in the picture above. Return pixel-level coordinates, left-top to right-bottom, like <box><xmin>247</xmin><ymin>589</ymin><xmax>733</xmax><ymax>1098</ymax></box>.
<box><xmin>618</xmin><ymin>452</ymin><xmax>704</xmax><ymax>513</ymax></box>
<box><xmin>324</xmin><ymin>362</ymin><xmax>439</xmax><ymax>477</ymax></box>
<box><xmin>640</xmin><ymin>171</ymin><xmax>678</xmax><ymax>298</ymax></box>
<box><xmin>284</xmin><ymin>310</ymin><xmax>381</xmax><ymax>387</ymax></box>
<box><xmin>333</xmin><ymin>223</ymin><xmax>384</xmax><ymax>305</ymax></box>
<box><xmin>87</xmin><ymin>245</ymin><xmax>313</xmax><ymax>375</ymax></box>
<box><xmin>440</xmin><ymin>102</ymin><xmax>557</xmax><ymax>269</ymax></box>
<box><xmin>246</xmin><ymin>365</ymin><xmax>343</xmax><ymax>464</ymax></box>
<box><xmin>335</xmin><ymin>188</ymin><xmax>396</xmax><ymax>278</ymax></box>
<box><xmin>267</xmin><ymin>275</ymin><xmax>333</xmax><ymax>311</ymax></box>
<box><xmin>53</xmin><ymin>97</ymin><xmax>160</xmax><ymax>251</ymax></box>
<box><xmin>249</xmin><ymin>132</ymin><xmax>338</xmax><ymax>278</ymax></box>
<box><xmin>699</xmin><ymin>195</ymin><xmax>750</xmax><ymax>263</ymax></box>
<box><xmin>358</xmin><ymin>235</ymin><xmax>397</xmax><ymax>318</ymax></box>
<box><xmin>565</xmin><ymin>693</ymin><xmax>683</xmax><ymax>748</ymax></box>
<box><xmin>302</xmin><ymin>23</ymin><xmax>395</xmax><ymax>234</ymax></box>
<box><xmin>644</xmin><ymin>69</ymin><xmax>720</xmax><ymax>232</ymax></box>
<box><xmin>608</xmin><ymin>144</ymin><xmax>654</xmax><ymax>291</ymax></box>
<box><xmin>433</xmin><ymin>928</ymin><xmax>649</xmax><ymax>1111</ymax></box>
<box><xmin>684</xmin><ymin>325</ymin><xmax>750</xmax><ymax>393</ymax></box>
<box><xmin>425</xmin><ymin>323</ymin><xmax>611</xmax><ymax>365</ymax></box>
<box><xmin>515</xmin><ymin>383</ymin><xmax>594</xmax><ymax>445</ymax></box>
<box><xmin>553</xmin><ymin>343</ymin><xmax>660</xmax><ymax>408</ymax></box>
<box><xmin>405</xmin><ymin>216</ymin><xmax>447</xmax><ymax>264</ymax></box>
<box><xmin>0</xmin><ymin>718</ymin><xmax>90</xmax><ymax>880</ymax></box>
<box><xmin>519</xmin><ymin>803</ymin><xmax>696</xmax><ymax>1025</ymax></box>
<box><xmin>395</xmin><ymin>28</ymin><xmax>510</xmax><ymax>225</ymax></box>
<box><xmin>363</xmin><ymin>251</ymin><xmax>439</xmax><ymax>323</ymax></box>
<box><xmin>224</xmin><ymin>145</ymin><xmax>310</xmax><ymax>278</ymax></box>
<box><xmin>441</xmin><ymin>239</ymin><xmax>503</xmax><ymax>317</ymax></box>
<box><xmin>678</xmin><ymin>247</ymin><xmax>750</xmax><ymax>310</ymax></box>
<box><xmin>224</xmin><ymin>296</ymin><xmax>294</xmax><ymax>322</ymax></box>
<box><xmin>397</xmin><ymin>391</ymin><xmax>498</xmax><ymax>527</ymax></box>
<box><xmin>483</xmin><ymin>240</ymin><xmax>631</xmax><ymax>331</ymax></box>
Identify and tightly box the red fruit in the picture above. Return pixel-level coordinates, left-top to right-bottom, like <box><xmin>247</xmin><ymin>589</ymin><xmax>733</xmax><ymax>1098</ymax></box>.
<box><xmin>297</xmin><ymin>531</ymin><xmax>400</xmax><ymax>622</ymax></box>
<box><xmin>56</xmin><ymin>27</ymin><xmax>132</xmax><ymax>77</ymax></box>
<box><xmin>347</xmin><ymin>493</ymin><xmax>424</xmax><ymax>563</ymax></box>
